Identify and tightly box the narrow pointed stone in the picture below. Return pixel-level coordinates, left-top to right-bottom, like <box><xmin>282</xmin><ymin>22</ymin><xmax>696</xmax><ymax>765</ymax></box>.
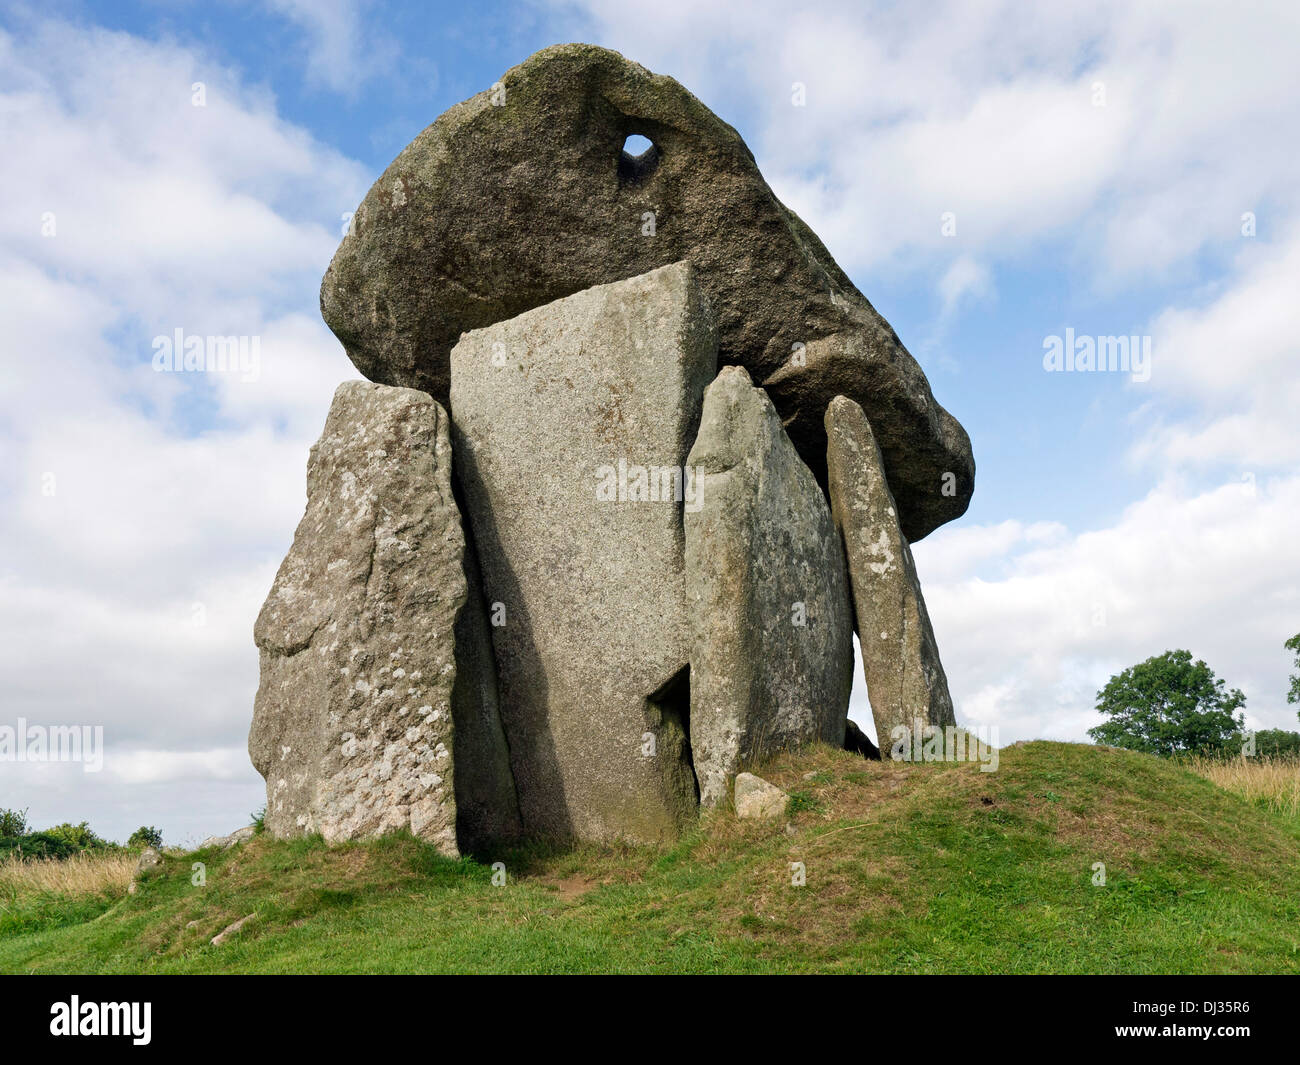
<box><xmin>825</xmin><ymin>395</ymin><xmax>957</xmax><ymax>748</ymax></box>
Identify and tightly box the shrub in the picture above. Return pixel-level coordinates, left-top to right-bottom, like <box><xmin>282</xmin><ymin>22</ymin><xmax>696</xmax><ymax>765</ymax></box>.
<box><xmin>43</xmin><ymin>821</ymin><xmax>107</xmax><ymax>851</ymax></box>
<box><xmin>0</xmin><ymin>832</ymin><xmax>81</xmax><ymax>861</ymax></box>
<box><xmin>127</xmin><ymin>826</ymin><xmax>163</xmax><ymax>849</ymax></box>
<box><xmin>0</xmin><ymin>808</ymin><xmax>29</xmax><ymax>837</ymax></box>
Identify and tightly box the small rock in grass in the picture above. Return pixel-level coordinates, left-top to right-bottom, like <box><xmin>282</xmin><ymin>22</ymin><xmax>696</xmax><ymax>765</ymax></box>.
<box><xmin>734</xmin><ymin>773</ymin><xmax>788</xmax><ymax>819</ymax></box>
<box><xmin>134</xmin><ymin>847</ymin><xmax>162</xmax><ymax>876</ymax></box>
<box><xmin>198</xmin><ymin>825</ymin><xmax>257</xmax><ymax>851</ymax></box>
<box><xmin>211</xmin><ymin>914</ymin><xmax>256</xmax><ymax>947</ymax></box>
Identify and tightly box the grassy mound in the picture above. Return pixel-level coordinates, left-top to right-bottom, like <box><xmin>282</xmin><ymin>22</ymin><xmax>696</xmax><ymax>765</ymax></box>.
<box><xmin>3</xmin><ymin>741</ymin><xmax>1298</xmax><ymax>974</ymax></box>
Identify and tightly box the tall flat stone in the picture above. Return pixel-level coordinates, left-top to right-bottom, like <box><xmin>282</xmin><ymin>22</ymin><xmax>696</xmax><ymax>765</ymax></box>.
<box><xmin>321</xmin><ymin>43</ymin><xmax>973</xmax><ymax>542</ymax></box>
<box><xmin>825</xmin><ymin>395</ymin><xmax>957</xmax><ymax>746</ymax></box>
<box><xmin>685</xmin><ymin>366</ymin><xmax>854</xmax><ymax>806</ymax></box>
<box><xmin>450</xmin><ymin>262</ymin><xmax>716</xmax><ymax>843</ymax></box>
<box><xmin>248</xmin><ymin>382</ymin><xmax>520</xmax><ymax>856</ymax></box>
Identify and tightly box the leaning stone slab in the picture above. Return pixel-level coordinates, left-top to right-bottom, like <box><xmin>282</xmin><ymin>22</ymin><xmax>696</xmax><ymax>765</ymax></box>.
<box><xmin>825</xmin><ymin>395</ymin><xmax>956</xmax><ymax>745</ymax></box>
<box><xmin>321</xmin><ymin>43</ymin><xmax>973</xmax><ymax>542</ymax></box>
<box><xmin>685</xmin><ymin>366</ymin><xmax>854</xmax><ymax>807</ymax></box>
<box><xmin>450</xmin><ymin>262</ymin><xmax>716</xmax><ymax>844</ymax></box>
<box><xmin>248</xmin><ymin>382</ymin><xmax>520</xmax><ymax>856</ymax></box>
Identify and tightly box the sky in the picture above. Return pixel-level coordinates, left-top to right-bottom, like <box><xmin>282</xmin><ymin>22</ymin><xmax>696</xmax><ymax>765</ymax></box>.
<box><xmin>1</xmin><ymin>0</ymin><xmax>1297</xmax><ymax>844</ymax></box>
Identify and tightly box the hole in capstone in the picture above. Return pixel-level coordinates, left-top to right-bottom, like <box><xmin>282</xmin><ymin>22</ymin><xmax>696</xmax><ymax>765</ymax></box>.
<box><xmin>618</xmin><ymin>133</ymin><xmax>660</xmax><ymax>183</ymax></box>
<box><xmin>623</xmin><ymin>133</ymin><xmax>654</xmax><ymax>157</ymax></box>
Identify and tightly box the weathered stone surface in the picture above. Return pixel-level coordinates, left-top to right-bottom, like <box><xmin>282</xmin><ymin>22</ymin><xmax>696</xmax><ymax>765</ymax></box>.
<box><xmin>825</xmin><ymin>396</ymin><xmax>957</xmax><ymax>745</ymax></box>
<box><xmin>450</xmin><ymin>262</ymin><xmax>715</xmax><ymax>844</ymax></box>
<box><xmin>321</xmin><ymin>42</ymin><xmax>972</xmax><ymax>542</ymax></box>
<box><xmin>248</xmin><ymin>382</ymin><xmax>520</xmax><ymax>856</ymax></box>
<box><xmin>685</xmin><ymin>366</ymin><xmax>854</xmax><ymax>806</ymax></box>
<box><xmin>198</xmin><ymin>825</ymin><xmax>256</xmax><ymax>851</ymax></box>
<box><xmin>135</xmin><ymin>847</ymin><xmax>162</xmax><ymax>876</ymax></box>
<box><xmin>734</xmin><ymin>773</ymin><xmax>788</xmax><ymax>819</ymax></box>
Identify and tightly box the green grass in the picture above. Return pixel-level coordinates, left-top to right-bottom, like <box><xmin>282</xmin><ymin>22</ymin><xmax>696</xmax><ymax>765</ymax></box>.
<box><xmin>4</xmin><ymin>741</ymin><xmax>1299</xmax><ymax>973</ymax></box>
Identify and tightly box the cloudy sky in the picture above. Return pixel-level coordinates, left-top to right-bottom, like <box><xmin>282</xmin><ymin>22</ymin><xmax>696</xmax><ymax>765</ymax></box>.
<box><xmin>2</xmin><ymin>0</ymin><xmax>1297</xmax><ymax>844</ymax></box>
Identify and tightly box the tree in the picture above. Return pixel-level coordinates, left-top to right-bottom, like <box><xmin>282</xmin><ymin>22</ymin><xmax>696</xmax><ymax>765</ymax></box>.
<box><xmin>43</xmin><ymin>821</ymin><xmax>106</xmax><ymax>851</ymax></box>
<box><xmin>0</xmin><ymin>807</ymin><xmax>28</xmax><ymax>837</ymax></box>
<box><xmin>1286</xmin><ymin>633</ymin><xmax>1300</xmax><ymax>712</ymax></box>
<box><xmin>128</xmin><ymin>826</ymin><xmax>163</xmax><ymax>849</ymax></box>
<box><xmin>1251</xmin><ymin>729</ymin><xmax>1300</xmax><ymax>758</ymax></box>
<box><xmin>1087</xmin><ymin>649</ymin><xmax>1245</xmax><ymax>757</ymax></box>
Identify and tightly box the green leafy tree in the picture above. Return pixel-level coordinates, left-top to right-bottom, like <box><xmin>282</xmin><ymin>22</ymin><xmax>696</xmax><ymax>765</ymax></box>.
<box><xmin>43</xmin><ymin>821</ymin><xmax>105</xmax><ymax>851</ymax></box>
<box><xmin>0</xmin><ymin>807</ymin><xmax>29</xmax><ymax>837</ymax></box>
<box><xmin>1286</xmin><ymin>633</ymin><xmax>1300</xmax><ymax>711</ymax></box>
<box><xmin>1251</xmin><ymin>729</ymin><xmax>1300</xmax><ymax>758</ymax></box>
<box><xmin>1088</xmin><ymin>650</ymin><xmax>1246</xmax><ymax>757</ymax></box>
<box><xmin>128</xmin><ymin>825</ymin><xmax>163</xmax><ymax>849</ymax></box>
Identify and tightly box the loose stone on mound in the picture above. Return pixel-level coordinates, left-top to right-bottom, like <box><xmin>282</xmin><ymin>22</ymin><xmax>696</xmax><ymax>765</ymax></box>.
<box><xmin>321</xmin><ymin>42</ymin><xmax>973</xmax><ymax>541</ymax></box>
<box><xmin>198</xmin><ymin>825</ymin><xmax>256</xmax><ymax>851</ymax></box>
<box><xmin>450</xmin><ymin>262</ymin><xmax>716</xmax><ymax>844</ymax></box>
<box><xmin>733</xmin><ymin>773</ymin><xmax>789</xmax><ymax>819</ymax></box>
<box><xmin>825</xmin><ymin>395</ymin><xmax>957</xmax><ymax>745</ymax></box>
<box><xmin>248</xmin><ymin>382</ymin><xmax>520</xmax><ymax>856</ymax></box>
<box><xmin>685</xmin><ymin>366</ymin><xmax>854</xmax><ymax>807</ymax></box>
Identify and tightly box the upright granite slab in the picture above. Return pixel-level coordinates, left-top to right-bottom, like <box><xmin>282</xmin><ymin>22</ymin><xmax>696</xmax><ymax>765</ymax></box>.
<box><xmin>321</xmin><ymin>42</ymin><xmax>973</xmax><ymax>542</ymax></box>
<box><xmin>825</xmin><ymin>395</ymin><xmax>957</xmax><ymax>745</ymax></box>
<box><xmin>685</xmin><ymin>366</ymin><xmax>854</xmax><ymax>806</ymax></box>
<box><xmin>450</xmin><ymin>262</ymin><xmax>716</xmax><ymax>843</ymax></box>
<box><xmin>248</xmin><ymin>382</ymin><xmax>520</xmax><ymax>856</ymax></box>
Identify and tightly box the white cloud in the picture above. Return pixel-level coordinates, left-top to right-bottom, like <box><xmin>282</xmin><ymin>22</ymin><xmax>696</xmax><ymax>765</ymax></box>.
<box><xmin>1131</xmin><ymin>227</ymin><xmax>1300</xmax><ymax>471</ymax></box>
<box><xmin>263</xmin><ymin>0</ymin><xmax>397</xmax><ymax>94</ymax></box>
<box><xmin>914</xmin><ymin>475</ymin><xmax>1300</xmax><ymax>743</ymax></box>
<box><xmin>107</xmin><ymin>746</ymin><xmax>253</xmax><ymax>786</ymax></box>
<box><xmin>937</xmin><ymin>255</ymin><xmax>994</xmax><ymax>320</ymax></box>
<box><xmin>0</xmin><ymin>18</ymin><xmax>363</xmax><ymax>842</ymax></box>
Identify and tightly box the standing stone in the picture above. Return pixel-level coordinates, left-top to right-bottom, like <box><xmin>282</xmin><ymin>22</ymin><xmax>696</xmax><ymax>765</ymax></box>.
<box><xmin>685</xmin><ymin>366</ymin><xmax>854</xmax><ymax>806</ymax></box>
<box><xmin>825</xmin><ymin>396</ymin><xmax>957</xmax><ymax>748</ymax></box>
<box><xmin>450</xmin><ymin>262</ymin><xmax>716</xmax><ymax>843</ymax></box>
<box><xmin>320</xmin><ymin>42</ymin><xmax>973</xmax><ymax>542</ymax></box>
<box><xmin>248</xmin><ymin>382</ymin><xmax>520</xmax><ymax>856</ymax></box>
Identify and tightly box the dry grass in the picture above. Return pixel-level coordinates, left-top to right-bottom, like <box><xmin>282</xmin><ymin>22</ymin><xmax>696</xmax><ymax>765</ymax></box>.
<box><xmin>0</xmin><ymin>850</ymin><xmax>136</xmax><ymax>899</ymax></box>
<box><xmin>1188</xmin><ymin>755</ymin><xmax>1300</xmax><ymax>819</ymax></box>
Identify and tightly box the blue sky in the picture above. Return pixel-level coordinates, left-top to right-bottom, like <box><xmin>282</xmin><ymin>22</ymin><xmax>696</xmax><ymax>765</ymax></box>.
<box><xmin>2</xmin><ymin>0</ymin><xmax>1298</xmax><ymax>843</ymax></box>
